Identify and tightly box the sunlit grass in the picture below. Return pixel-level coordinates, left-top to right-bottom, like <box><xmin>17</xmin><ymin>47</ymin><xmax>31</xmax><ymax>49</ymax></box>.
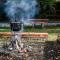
<box><xmin>0</xmin><ymin>26</ymin><xmax>60</xmax><ymax>33</ymax></box>
<box><xmin>0</xmin><ymin>28</ymin><xmax>11</xmax><ymax>32</ymax></box>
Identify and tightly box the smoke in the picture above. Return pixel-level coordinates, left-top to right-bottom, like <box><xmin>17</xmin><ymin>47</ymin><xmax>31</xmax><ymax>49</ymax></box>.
<box><xmin>4</xmin><ymin>0</ymin><xmax>39</xmax><ymax>23</ymax></box>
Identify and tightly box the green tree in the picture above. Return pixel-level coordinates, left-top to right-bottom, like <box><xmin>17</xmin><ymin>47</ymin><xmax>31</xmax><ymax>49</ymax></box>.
<box><xmin>37</xmin><ymin>0</ymin><xmax>56</xmax><ymax>18</ymax></box>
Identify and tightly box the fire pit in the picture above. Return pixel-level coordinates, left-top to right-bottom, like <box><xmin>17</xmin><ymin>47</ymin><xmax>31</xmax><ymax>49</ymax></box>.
<box><xmin>9</xmin><ymin>21</ymin><xmax>23</xmax><ymax>49</ymax></box>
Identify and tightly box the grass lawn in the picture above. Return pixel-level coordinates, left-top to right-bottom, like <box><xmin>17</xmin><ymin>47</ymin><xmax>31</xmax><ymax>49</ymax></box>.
<box><xmin>48</xmin><ymin>33</ymin><xmax>58</xmax><ymax>41</ymax></box>
<box><xmin>0</xmin><ymin>26</ymin><xmax>60</xmax><ymax>33</ymax></box>
<box><xmin>24</xmin><ymin>27</ymin><xmax>60</xmax><ymax>33</ymax></box>
<box><xmin>0</xmin><ymin>29</ymin><xmax>11</xmax><ymax>32</ymax></box>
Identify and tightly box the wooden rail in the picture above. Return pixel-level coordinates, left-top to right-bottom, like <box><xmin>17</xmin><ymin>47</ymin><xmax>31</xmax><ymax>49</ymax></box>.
<box><xmin>0</xmin><ymin>32</ymin><xmax>48</xmax><ymax>38</ymax></box>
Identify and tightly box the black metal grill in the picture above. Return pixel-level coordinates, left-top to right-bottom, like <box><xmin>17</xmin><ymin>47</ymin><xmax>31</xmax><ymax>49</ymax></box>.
<box><xmin>10</xmin><ymin>22</ymin><xmax>22</xmax><ymax>31</ymax></box>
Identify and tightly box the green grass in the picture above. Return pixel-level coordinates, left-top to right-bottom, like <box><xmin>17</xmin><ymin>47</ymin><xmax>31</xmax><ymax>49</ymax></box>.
<box><xmin>0</xmin><ymin>28</ymin><xmax>11</xmax><ymax>32</ymax></box>
<box><xmin>0</xmin><ymin>26</ymin><xmax>60</xmax><ymax>33</ymax></box>
<box><xmin>24</xmin><ymin>27</ymin><xmax>60</xmax><ymax>33</ymax></box>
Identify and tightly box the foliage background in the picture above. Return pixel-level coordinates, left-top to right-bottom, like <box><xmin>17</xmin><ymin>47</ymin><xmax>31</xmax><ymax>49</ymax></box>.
<box><xmin>0</xmin><ymin>0</ymin><xmax>56</xmax><ymax>22</ymax></box>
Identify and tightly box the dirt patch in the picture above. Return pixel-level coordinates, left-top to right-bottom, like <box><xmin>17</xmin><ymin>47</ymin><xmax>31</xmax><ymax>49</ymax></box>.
<box><xmin>0</xmin><ymin>52</ymin><xmax>19</xmax><ymax>60</ymax></box>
